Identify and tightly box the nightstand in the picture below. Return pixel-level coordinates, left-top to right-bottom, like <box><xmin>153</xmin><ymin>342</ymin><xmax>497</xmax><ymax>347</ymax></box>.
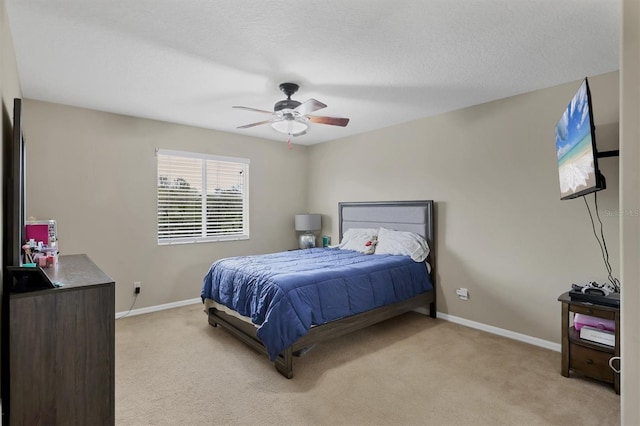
<box><xmin>558</xmin><ymin>291</ymin><xmax>620</xmax><ymax>394</ymax></box>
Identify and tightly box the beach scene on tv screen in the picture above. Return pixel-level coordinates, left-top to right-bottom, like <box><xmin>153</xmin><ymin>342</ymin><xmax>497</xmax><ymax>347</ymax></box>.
<box><xmin>555</xmin><ymin>80</ymin><xmax>596</xmax><ymax>198</ymax></box>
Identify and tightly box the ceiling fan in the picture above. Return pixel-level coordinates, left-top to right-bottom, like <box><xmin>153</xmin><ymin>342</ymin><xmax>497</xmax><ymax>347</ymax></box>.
<box><xmin>233</xmin><ymin>83</ymin><xmax>350</xmax><ymax>138</ymax></box>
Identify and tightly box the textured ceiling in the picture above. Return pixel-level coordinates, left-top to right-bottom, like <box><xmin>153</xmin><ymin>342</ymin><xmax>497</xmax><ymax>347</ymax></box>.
<box><xmin>6</xmin><ymin>0</ymin><xmax>620</xmax><ymax>145</ymax></box>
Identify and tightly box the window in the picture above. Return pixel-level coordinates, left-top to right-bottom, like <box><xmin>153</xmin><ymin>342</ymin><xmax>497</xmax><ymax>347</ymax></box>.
<box><xmin>157</xmin><ymin>149</ymin><xmax>249</xmax><ymax>245</ymax></box>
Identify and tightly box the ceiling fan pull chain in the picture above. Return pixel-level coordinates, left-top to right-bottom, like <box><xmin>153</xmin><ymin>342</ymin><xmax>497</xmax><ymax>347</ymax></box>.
<box><xmin>287</xmin><ymin>136</ymin><xmax>292</xmax><ymax>149</ymax></box>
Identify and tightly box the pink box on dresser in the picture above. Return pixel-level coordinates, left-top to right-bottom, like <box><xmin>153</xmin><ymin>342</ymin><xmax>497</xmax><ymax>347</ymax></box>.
<box><xmin>25</xmin><ymin>223</ymin><xmax>49</xmax><ymax>245</ymax></box>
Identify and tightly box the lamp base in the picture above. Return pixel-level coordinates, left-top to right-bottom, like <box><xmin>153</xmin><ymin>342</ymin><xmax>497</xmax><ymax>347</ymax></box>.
<box><xmin>299</xmin><ymin>233</ymin><xmax>316</xmax><ymax>249</ymax></box>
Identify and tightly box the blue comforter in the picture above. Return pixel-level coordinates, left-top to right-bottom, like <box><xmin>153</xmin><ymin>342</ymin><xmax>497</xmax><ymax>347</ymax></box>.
<box><xmin>201</xmin><ymin>248</ymin><xmax>433</xmax><ymax>360</ymax></box>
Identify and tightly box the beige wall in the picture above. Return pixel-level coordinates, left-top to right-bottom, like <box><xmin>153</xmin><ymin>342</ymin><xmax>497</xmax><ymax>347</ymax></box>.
<box><xmin>308</xmin><ymin>72</ymin><xmax>620</xmax><ymax>345</ymax></box>
<box><xmin>621</xmin><ymin>0</ymin><xmax>639</xmax><ymax>423</ymax></box>
<box><xmin>22</xmin><ymin>100</ymin><xmax>309</xmax><ymax>312</ymax></box>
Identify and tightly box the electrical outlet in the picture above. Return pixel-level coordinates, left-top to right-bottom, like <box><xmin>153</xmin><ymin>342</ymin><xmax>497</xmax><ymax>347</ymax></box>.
<box><xmin>456</xmin><ymin>288</ymin><xmax>469</xmax><ymax>300</ymax></box>
<box><xmin>134</xmin><ymin>281</ymin><xmax>141</xmax><ymax>294</ymax></box>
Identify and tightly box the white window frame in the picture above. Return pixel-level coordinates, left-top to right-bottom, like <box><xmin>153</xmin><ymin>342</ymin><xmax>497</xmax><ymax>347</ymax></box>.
<box><xmin>156</xmin><ymin>149</ymin><xmax>250</xmax><ymax>245</ymax></box>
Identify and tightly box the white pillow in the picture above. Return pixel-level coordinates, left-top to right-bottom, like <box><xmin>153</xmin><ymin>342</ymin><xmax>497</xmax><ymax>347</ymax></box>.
<box><xmin>339</xmin><ymin>228</ymin><xmax>378</xmax><ymax>254</ymax></box>
<box><xmin>375</xmin><ymin>227</ymin><xmax>430</xmax><ymax>262</ymax></box>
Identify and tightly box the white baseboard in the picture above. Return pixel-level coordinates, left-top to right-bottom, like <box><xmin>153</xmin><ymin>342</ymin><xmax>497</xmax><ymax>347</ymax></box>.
<box><xmin>437</xmin><ymin>312</ymin><xmax>561</xmax><ymax>352</ymax></box>
<box><xmin>115</xmin><ymin>297</ymin><xmax>201</xmax><ymax>319</ymax></box>
<box><xmin>116</xmin><ymin>299</ymin><xmax>561</xmax><ymax>353</ymax></box>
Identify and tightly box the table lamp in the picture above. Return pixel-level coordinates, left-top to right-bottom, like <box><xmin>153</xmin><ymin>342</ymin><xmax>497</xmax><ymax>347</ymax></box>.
<box><xmin>295</xmin><ymin>214</ymin><xmax>321</xmax><ymax>249</ymax></box>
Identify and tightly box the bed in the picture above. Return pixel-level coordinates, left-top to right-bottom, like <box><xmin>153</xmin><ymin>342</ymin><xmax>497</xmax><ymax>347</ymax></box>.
<box><xmin>201</xmin><ymin>200</ymin><xmax>436</xmax><ymax>378</ymax></box>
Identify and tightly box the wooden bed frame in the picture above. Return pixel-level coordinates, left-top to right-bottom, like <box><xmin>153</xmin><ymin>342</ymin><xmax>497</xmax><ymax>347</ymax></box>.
<box><xmin>207</xmin><ymin>200</ymin><xmax>436</xmax><ymax>378</ymax></box>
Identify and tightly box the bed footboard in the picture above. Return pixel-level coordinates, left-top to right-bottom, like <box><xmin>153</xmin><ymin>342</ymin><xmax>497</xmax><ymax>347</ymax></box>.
<box><xmin>208</xmin><ymin>291</ymin><xmax>434</xmax><ymax>379</ymax></box>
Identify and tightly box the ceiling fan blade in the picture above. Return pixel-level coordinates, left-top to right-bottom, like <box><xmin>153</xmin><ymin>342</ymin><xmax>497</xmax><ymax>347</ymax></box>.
<box><xmin>294</xmin><ymin>98</ymin><xmax>327</xmax><ymax>115</ymax></box>
<box><xmin>233</xmin><ymin>106</ymin><xmax>273</xmax><ymax>114</ymax></box>
<box><xmin>237</xmin><ymin>120</ymin><xmax>273</xmax><ymax>129</ymax></box>
<box><xmin>308</xmin><ymin>115</ymin><xmax>350</xmax><ymax>127</ymax></box>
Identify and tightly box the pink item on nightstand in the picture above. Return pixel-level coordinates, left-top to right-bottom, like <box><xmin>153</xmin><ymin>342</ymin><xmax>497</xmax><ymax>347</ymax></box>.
<box><xmin>574</xmin><ymin>313</ymin><xmax>615</xmax><ymax>332</ymax></box>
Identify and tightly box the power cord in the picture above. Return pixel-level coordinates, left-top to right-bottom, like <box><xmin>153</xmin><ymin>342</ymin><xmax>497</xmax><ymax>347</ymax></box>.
<box><xmin>115</xmin><ymin>293</ymin><xmax>139</xmax><ymax>320</ymax></box>
<box><xmin>583</xmin><ymin>192</ymin><xmax>621</xmax><ymax>292</ymax></box>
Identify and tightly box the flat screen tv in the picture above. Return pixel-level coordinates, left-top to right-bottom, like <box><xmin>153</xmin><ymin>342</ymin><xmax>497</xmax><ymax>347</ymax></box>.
<box><xmin>555</xmin><ymin>78</ymin><xmax>605</xmax><ymax>200</ymax></box>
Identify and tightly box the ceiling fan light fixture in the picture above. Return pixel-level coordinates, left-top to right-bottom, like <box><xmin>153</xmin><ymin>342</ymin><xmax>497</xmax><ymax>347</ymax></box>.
<box><xmin>234</xmin><ymin>82</ymin><xmax>349</xmax><ymax>137</ymax></box>
<box><xmin>271</xmin><ymin>118</ymin><xmax>309</xmax><ymax>136</ymax></box>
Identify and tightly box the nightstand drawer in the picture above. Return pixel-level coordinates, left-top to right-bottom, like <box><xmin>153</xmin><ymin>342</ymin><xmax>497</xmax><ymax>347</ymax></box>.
<box><xmin>569</xmin><ymin>343</ymin><xmax>614</xmax><ymax>383</ymax></box>
<box><xmin>571</xmin><ymin>304</ymin><xmax>615</xmax><ymax>320</ymax></box>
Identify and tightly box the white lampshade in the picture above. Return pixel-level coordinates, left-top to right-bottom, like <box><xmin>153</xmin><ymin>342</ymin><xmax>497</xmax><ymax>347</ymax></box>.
<box><xmin>271</xmin><ymin>119</ymin><xmax>309</xmax><ymax>136</ymax></box>
<box><xmin>295</xmin><ymin>214</ymin><xmax>321</xmax><ymax>232</ymax></box>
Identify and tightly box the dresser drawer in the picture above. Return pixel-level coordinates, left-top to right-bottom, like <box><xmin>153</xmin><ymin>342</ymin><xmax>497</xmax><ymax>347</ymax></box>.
<box><xmin>569</xmin><ymin>343</ymin><xmax>614</xmax><ymax>383</ymax></box>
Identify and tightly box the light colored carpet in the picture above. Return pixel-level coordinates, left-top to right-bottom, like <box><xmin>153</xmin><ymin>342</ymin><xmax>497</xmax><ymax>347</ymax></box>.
<box><xmin>115</xmin><ymin>304</ymin><xmax>620</xmax><ymax>425</ymax></box>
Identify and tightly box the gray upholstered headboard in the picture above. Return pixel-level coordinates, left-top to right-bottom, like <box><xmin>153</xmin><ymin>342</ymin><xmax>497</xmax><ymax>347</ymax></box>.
<box><xmin>338</xmin><ymin>200</ymin><xmax>435</xmax><ymax>267</ymax></box>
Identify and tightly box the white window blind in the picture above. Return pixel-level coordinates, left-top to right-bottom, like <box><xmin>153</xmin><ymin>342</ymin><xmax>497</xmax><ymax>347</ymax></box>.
<box><xmin>157</xmin><ymin>149</ymin><xmax>249</xmax><ymax>245</ymax></box>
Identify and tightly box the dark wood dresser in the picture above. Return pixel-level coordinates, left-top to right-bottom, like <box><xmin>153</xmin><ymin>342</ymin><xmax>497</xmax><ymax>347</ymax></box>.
<box><xmin>9</xmin><ymin>254</ymin><xmax>115</xmax><ymax>425</ymax></box>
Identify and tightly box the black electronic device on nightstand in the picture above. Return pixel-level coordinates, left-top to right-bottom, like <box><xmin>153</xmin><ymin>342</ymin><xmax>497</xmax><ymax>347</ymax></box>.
<box><xmin>568</xmin><ymin>289</ymin><xmax>620</xmax><ymax>307</ymax></box>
